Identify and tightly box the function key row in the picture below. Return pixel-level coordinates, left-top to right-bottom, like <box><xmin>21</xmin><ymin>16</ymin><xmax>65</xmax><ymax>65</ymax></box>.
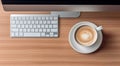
<box><xmin>11</xmin><ymin>16</ymin><xmax>58</xmax><ymax>20</ymax></box>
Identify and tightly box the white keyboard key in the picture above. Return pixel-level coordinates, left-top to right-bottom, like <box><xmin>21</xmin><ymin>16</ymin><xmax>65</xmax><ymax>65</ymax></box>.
<box><xmin>43</xmin><ymin>21</ymin><xmax>47</xmax><ymax>24</ymax></box>
<box><xmin>39</xmin><ymin>29</ymin><xmax>42</xmax><ymax>32</ymax></box>
<box><xmin>21</xmin><ymin>25</ymin><xmax>25</xmax><ymax>28</ymax></box>
<box><xmin>19</xmin><ymin>29</ymin><xmax>23</xmax><ymax>32</ymax></box>
<box><xmin>11</xmin><ymin>25</ymin><xmax>17</xmax><ymax>28</ymax></box>
<box><xmin>11</xmin><ymin>29</ymin><xmax>19</xmax><ymax>32</ymax></box>
<box><xmin>41</xmin><ymin>25</ymin><xmax>44</xmax><ymax>28</ymax></box>
<box><xmin>47</xmin><ymin>29</ymin><xmax>50</xmax><ymax>32</ymax></box>
<box><xmin>24</xmin><ymin>21</ymin><xmax>27</xmax><ymax>24</ymax></box>
<box><xmin>27</xmin><ymin>29</ymin><xmax>30</xmax><ymax>32</ymax></box>
<box><xmin>31</xmin><ymin>29</ymin><xmax>34</xmax><ymax>32</ymax></box>
<box><xmin>51</xmin><ymin>21</ymin><xmax>58</xmax><ymax>24</ymax></box>
<box><xmin>33</xmin><ymin>25</ymin><xmax>37</xmax><ymax>28</ymax></box>
<box><xmin>20</xmin><ymin>21</ymin><xmax>23</xmax><ymax>24</ymax></box>
<box><xmin>16</xmin><ymin>21</ymin><xmax>19</xmax><ymax>24</ymax></box>
<box><xmin>50</xmin><ymin>17</ymin><xmax>53</xmax><ymax>20</ymax></box>
<box><xmin>23</xmin><ymin>29</ymin><xmax>27</xmax><ymax>32</ymax></box>
<box><xmin>47</xmin><ymin>21</ymin><xmax>50</xmax><ymax>24</ymax></box>
<box><xmin>49</xmin><ymin>25</ymin><xmax>52</xmax><ymax>28</ymax></box>
<box><xmin>32</xmin><ymin>21</ymin><xmax>35</xmax><ymax>24</ymax></box>
<box><xmin>35</xmin><ymin>29</ymin><xmax>39</xmax><ymax>32</ymax></box>
<box><xmin>51</xmin><ymin>29</ymin><xmax>58</xmax><ymax>32</ymax></box>
<box><xmin>54</xmin><ymin>17</ymin><xmax>58</xmax><ymax>20</ymax></box>
<box><xmin>46</xmin><ymin>35</ymin><xmax>49</xmax><ymax>37</ymax></box>
<box><xmin>30</xmin><ymin>17</ymin><xmax>33</xmax><ymax>20</ymax></box>
<box><xmin>18</xmin><ymin>17</ymin><xmax>21</xmax><ymax>20</ymax></box>
<box><xmin>11</xmin><ymin>21</ymin><xmax>16</xmax><ymax>24</ymax></box>
<box><xmin>27</xmin><ymin>21</ymin><xmax>31</xmax><ymax>24</ymax></box>
<box><xmin>43</xmin><ymin>29</ymin><xmax>46</xmax><ymax>32</ymax></box>
<box><xmin>29</xmin><ymin>25</ymin><xmax>33</xmax><ymax>28</ymax></box>
<box><xmin>53</xmin><ymin>25</ymin><xmax>58</xmax><ymax>28</ymax></box>
<box><xmin>37</xmin><ymin>25</ymin><xmax>40</xmax><ymax>28</ymax></box>
<box><xmin>15</xmin><ymin>33</ymin><xmax>19</xmax><ymax>36</ymax></box>
<box><xmin>42</xmin><ymin>17</ymin><xmax>45</xmax><ymax>20</ymax></box>
<box><xmin>39</xmin><ymin>21</ymin><xmax>42</xmax><ymax>24</ymax></box>
<box><xmin>46</xmin><ymin>17</ymin><xmax>49</xmax><ymax>20</ymax></box>
<box><xmin>35</xmin><ymin>21</ymin><xmax>39</xmax><ymax>24</ymax></box>
<box><xmin>22</xmin><ymin>17</ymin><xmax>25</xmax><ymax>20</ymax></box>
<box><xmin>24</xmin><ymin>33</ymin><xmax>40</xmax><ymax>37</ymax></box>
<box><xmin>54</xmin><ymin>34</ymin><xmax>58</xmax><ymax>37</ymax></box>
<box><xmin>41</xmin><ymin>33</ymin><xmax>45</xmax><ymax>37</ymax></box>
<box><xmin>19</xmin><ymin>33</ymin><xmax>23</xmax><ymax>36</ymax></box>
<box><xmin>45</xmin><ymin>25</ymin><xmax>48</xmax><ymax>28</ymax></box>
<box><xmin>18</xmin><ymin>25</ymin><xmax>21</xmax><ymax>28</ymax></box>
<box><xmin>50</xmin><ymin>32</ymin><xmax>54</xmax><ymax>37</ymax></box>
<box><xmin>25</xmin><ymin>25</ymin><xmax>29</xmax><ymax>28</ymax></box>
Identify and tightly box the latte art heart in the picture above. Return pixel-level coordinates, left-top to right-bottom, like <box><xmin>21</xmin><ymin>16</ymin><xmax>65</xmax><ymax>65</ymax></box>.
<box><xmin>80</xmin><ymin>31</ymin><xmax>92</xmax><ymax>41</ymax></box>
<box><xmin>75</xmin><ymin>26</ymin><xmax>97</xmax><ymax>46</ymax></box>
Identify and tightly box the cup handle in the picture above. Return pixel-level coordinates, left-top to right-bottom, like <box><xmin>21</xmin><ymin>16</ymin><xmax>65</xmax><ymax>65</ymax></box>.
<box><xmin>96</xmin><ymin>26</ymin><xmax>103</xmax><ymax>31</ymax></box>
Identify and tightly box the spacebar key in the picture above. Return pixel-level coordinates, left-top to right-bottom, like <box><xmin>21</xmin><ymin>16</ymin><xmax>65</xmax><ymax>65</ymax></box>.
<box><xmin>24</xmin><ymin>33</ymin><xmax>40</xmax><ymax>37</ymax></box>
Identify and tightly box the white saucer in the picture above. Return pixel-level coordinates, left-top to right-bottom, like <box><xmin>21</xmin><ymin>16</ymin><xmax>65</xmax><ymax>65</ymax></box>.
<box><xmin>69</xmin><ymin>21</ymin><xmax>103</xmax><ymax>54</ymax></box>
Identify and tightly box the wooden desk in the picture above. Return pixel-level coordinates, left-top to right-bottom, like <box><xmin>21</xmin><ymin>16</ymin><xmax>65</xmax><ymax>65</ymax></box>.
<box><xmin>0</xmin><ymin>2</ymin><xmax>120</xmax><ymax>66</ymax></box>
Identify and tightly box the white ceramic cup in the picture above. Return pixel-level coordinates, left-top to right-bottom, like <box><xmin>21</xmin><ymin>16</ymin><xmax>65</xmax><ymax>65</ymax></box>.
<box><xmin>75</xmin><ymin>24</ymin><xmax>103</xmax><ymax>47</ymax></box>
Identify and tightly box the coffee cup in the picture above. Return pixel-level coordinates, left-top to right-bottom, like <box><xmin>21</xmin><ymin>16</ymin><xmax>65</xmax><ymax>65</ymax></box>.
<box><xmin>75</xmin><ymin>24</ymin><xmax>102</xmax><ymax>46</ymax></box>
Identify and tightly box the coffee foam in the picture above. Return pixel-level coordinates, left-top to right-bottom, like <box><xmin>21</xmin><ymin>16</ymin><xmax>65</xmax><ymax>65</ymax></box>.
<box><xmin>75</xmin><ymin>26</ymin><xmax>97</xmax><ymax>46</ymax></box>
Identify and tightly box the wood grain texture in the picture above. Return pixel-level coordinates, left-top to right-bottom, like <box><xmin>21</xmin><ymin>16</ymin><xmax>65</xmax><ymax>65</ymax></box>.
<box><xmin>0</xmin><ymin>1</ymin><xmax>120</xmax><ymax>66</ymax></box>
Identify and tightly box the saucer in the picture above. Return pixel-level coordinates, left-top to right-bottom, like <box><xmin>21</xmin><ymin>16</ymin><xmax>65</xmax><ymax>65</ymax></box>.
<box><xmin>69</xmin><ymin>21</ymin><xmax>103</xmax><ymax>54</ymax></box>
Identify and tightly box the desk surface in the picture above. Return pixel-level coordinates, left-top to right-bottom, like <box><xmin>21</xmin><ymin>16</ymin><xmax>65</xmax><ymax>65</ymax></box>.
<box><xmin>0</xmin><ymin>2</ymin><xmax>120</xmax><ymax>66</ymax></box>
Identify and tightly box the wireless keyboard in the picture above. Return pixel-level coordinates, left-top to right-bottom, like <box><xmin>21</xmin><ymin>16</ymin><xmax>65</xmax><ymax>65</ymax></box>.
<box><xmin>10</xmin><ymin>14</ymin><xmax>58</xmax><ymax>37</ymax></box>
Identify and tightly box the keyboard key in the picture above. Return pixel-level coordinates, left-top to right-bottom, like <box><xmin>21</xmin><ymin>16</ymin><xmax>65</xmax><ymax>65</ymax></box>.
<box><xmin>43</xmin><ymin>21</ymin><xmax>47</xmax><ymax>24</ymax></box>
<box><xmin>45</xmin><ymin>25</ymin><xmax>48</xmax><ymax>28</ymax></box>
<box><xmin>41</xmin><ymin>33</ymin><xmax>45</xmax><ymax>37</ymax></box>
<box><xmin>19</xmin><ymin>33</ymin><xmax>23</xmax><ymax>36</ymax></box>
<box><xmin>41</xmin><ymin>25</ymin><xmax>44</xmax><ymax>28</ymax></box>
<box><xmin>33</xmin><ymin>25</ymin><xmax>37</xmax><ymax>28</ymax></box>
<box><xmin>11</xmin><ymin>21</ymin><xmax>16</xmax><ymax>24</ymax></box>
<box><xmin>25</xmin><ymin>25</ymin><xmax>29</xmax><ymax>28</ymax></box>
<box><xmin>47</xmin><ymin>21</ymin><xmax>50</xmax><ymax>24</ymax></box>
<box><xmin>17</xmin><ymin>25</ymin><xmax>21</xmax><ymax>28</ymax></box>
<box><xmin>35</xmin><ymin>21</ymin><xmax>39</xmax><ymax>24</ymax></box>
<box><xmin>42</xmin><ymin>17</ymin><xmax>45</xmax><ymax>20</ymax></box>
<box><xmin>39</xmin><ymin>29</ymin><xmax>42</xmax><ymax>32</ymax></box>
<box><xmin>31</xmin><ymin>29</ymin><xmax>34</xmax><ymax>32</ymax></box>
<box><xmin>11</xmin><ymin>29</ymin><xmax>19</xmax><ymax>32</ymax></box>
<box><xmin>23</xmin><ymin>29</ymin><xmax>27</xmax><ymax>32</ymax></box>
<box><xmin>15</xmin><ymin>33</ymin><xmax>19</xmax><ymax>36</ymax></box>
<box><xmin>51</xmin><ymin>29</ymin><xmax>58</xmax><ymax>32</ymax></box>
<box><xmin>49</xmin><ymin>25</ymin><xmax>52</xmax><ymax>28</ymax></box>
<box><xmin>51</xmin><ymin>21</ymin><xmax>58</xmax><ymax>24</ymax></box>
<box><xmin>29</xmin><ymin>25</ymin><xmax>33</xmax><ymax>28</ymax></box>
<box><xmin>39</xmin><ymin>21</ymin><xmax>42</xmax><ymax>24</ymax></box>
<box><xmin>35</xmin><ymin>29</ymin><xmax>39</xmax><ymax>32</ymax></box>
<box><xmin>24</xmin><ymin>33</ymin><xmax>40</xmax><ymax>37</ymax></box>
<box><xmin>47</xmin><ymin>29</ymin><xmax>50</xmax><ymax>32</ymax></box>
<box><xmin>27</xmin><ymin>29</ymin><xmax>30</xmax><ymax>32</ymax></box>
<box><xmin>11</xmin><ymin>25</ymin><xmax>17</xmax><ymax>28</ymax></box>
<box><xmin>43</xmin><ymin>29</ymin><xmax>46</xmax><ymax>32</ymax></box>
<box><xmin>53</xmin><ymin>25</ymin><xmax>58</xmax><ymax>28</ymax></box>
<box><xmin>54</xmin><ymin>17</ymin><xmax>58</xmax><ymax>20</ymax></box>
<box><xmin>19</xmin><ymin>29</ymin><xmax>23</xmax><ymax>32</ymax></box>
<box><xmin>37</xmin><ymin>25</ymin><xmax>40</xmax><ymax>28</ymax></box>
